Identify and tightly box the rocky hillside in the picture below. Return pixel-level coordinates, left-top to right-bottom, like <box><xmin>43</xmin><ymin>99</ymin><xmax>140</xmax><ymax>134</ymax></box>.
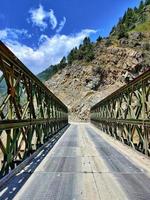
<box><xmin>39</xmin><ymin>1</ymin><xmax>150</xmax><ymax>121</ymax></box>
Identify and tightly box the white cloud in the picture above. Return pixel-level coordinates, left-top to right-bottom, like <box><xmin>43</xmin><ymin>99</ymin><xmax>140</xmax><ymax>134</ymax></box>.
<box><xmin>0</xmin><ymin>30</ymin><xmax>7</xmax><ymax>39</ymax></box>
<box><xmin>49</xmin><ymin>9</ymin><xmax>57</xmax><ymax>30</ymax></box>
<box><xmin>2</xmin><ymin>29</ymin><xmax>96</xmax><ymax>74</ymax></box>
<box><xmin>0</xmin><ymin>28</ymin><xmax>31</xmax><ymax>40</ymax></box>
<box><xmin>29</xmin><ymin>5</ymin><xmax>58</xmax><ymax>31</ymax></box>
<box><xmin>29</xmin><ymin>5</ymin><xmax>48</xmax><ymax>30</ymax></box>
<box><xmin>56</xmin><ymin>17</ymin><xmax>66</xmax><ymax>33</ymax></box>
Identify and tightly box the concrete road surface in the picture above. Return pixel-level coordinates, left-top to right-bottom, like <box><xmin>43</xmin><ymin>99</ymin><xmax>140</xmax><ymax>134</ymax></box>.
<box><xmin>2</xmin><ymin>123</ymin><xmax>150</xmax><ymax>200</ymax></box>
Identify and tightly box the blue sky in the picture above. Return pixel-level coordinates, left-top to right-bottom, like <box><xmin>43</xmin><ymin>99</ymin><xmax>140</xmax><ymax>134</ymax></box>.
<box><xmin>0</xmin><ymin>0</ymin><xmax>140</xmax><ymax>74</ymax></box>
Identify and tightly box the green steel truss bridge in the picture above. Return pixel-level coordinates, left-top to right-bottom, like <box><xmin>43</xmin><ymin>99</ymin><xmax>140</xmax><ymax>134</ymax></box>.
<box><xmin>0</xmin><ymin>42</ymin><xmax>68</xmax><ymax>177</ymax></box>
<box><xmin>0</xmin><ymin>41</ymin><xmax>150</xmax><ymax>199</ymax></box>
<box><xmin>91</xmin><ymin>69</ymin><xmax>150</xmax><ymax>156</ymax></box>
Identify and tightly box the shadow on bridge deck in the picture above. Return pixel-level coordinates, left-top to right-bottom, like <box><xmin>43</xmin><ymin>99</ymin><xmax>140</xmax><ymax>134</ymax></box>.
<box><xmin>0</xmin><ymin>123</ymin><xmax>150</xmax><ymax>200</ymax></box>
<box><xmin>0</xmin><ymin>125</ymin><xmax>70</xmax><ymax>200</ymax></box>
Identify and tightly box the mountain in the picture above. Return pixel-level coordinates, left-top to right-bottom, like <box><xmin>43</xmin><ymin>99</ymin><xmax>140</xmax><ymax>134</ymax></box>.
<box><xmin>38</xmin><ymin>0</ymin><xmax>150</xmax><ymax>121</ymax></box>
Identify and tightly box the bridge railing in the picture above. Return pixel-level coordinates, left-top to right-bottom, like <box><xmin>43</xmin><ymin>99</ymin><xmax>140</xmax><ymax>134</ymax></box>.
<box><xmin>90</xmin><ymin>69</ymin><xmax>150</xmax><ymax>156</ymax></box>
<box><xmin>0</xmin><ymin>41</ymin><xmax>68</xmax><ymax>177</ymax></box>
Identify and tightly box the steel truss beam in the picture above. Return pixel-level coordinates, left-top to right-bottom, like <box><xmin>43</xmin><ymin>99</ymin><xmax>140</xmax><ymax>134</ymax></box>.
<box><xmin>0</xmin><ymin>41</ymin><xmax>68</xmax><ymax>177</ymax></box>
<box><xmin>90</xmin><ymin>69</ymin><xmax>150</xmax><ymax>156</ymax></box>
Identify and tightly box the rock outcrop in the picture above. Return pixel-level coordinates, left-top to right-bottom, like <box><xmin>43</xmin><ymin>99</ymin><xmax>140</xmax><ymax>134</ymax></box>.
<box><xmin>45</xmin><ymin>43</ymin><xmax>147</xmax><ymax>121</ymax></box>
<box><xmin>43</xmin><ymin>3</ymin><xmax>150</xmax><ymax>121</ymax></box>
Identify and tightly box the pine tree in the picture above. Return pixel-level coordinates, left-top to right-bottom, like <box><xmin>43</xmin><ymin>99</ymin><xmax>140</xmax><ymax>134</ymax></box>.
<box><xmin>60</xmin><ymin>56</ymin><xmax>67</xmax><ymax>69</ymax></box>
<box><xmin>67</xmin><ymin>49</ymin><xmax>74</xmax><ymax>65</ymax></box>
<box><xmin>145</xmin><ymin>0</ymin><xmax>150</xmax><ymax>5</ymax></box>
<box><xmin>122</xmin><ymin>11</ymin><xmax>127</xmax><ymax>23</ymax></box>
<box><xmin>96</xmin><ymin>36</ymin><xmax>102</xmax><ymax>42</ymax></box>
<box><xmin>110</xmin><ymin>26</ymin><xmax>116</xmax><ymax>35</ymax></box>
<box><xmin>83</xmin><ymin>37</ymin><xmax>91</xmax><ymax>46</ymax></box>
<box><xmin>117</xmin><ymin>24</ymin><xmax>128</xmax><ymax>39</ymax></box>
<box><xmin>139</xmin><ymin>1</ymin><xmax>144</xmax><ymax>10</ymax></box>
<box><xmin>134</xmin><ymin>6</ymin><xmax>138</xmax><ymax>13</ymax></box>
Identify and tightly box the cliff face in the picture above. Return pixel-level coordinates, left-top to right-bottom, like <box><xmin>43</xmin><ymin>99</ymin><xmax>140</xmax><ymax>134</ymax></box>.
<box><xmin>42</xmin><ymin>3</ymin><xmax>150</xmax><ymax>121</ymax></box>
<box><xmin>45</xmin><ymin>39</ymin><xmax>148</xmax><ymax>121</ymax></box>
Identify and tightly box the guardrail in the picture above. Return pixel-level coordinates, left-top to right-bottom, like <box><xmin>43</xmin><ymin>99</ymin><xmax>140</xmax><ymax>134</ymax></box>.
<box><xmin>0</xmin><ymin>41</ymin><xmax>68</xmax><ymax>177</ymax></box>
<box><xmin>90</xmin><ymin>69</ymin><xmax>150</xmax><ymax>156</ymax></box>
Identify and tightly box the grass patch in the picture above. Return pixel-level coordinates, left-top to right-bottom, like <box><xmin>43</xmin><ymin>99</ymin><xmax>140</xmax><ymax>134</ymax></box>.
<box><xmin>131</xmin><ymin>21</ymin><xmax>150</xmax><ymax>32</ymax></box>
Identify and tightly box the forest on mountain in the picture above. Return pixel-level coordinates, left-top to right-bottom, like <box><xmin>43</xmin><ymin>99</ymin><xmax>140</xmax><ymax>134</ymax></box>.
<box><xmin>110</xmin><ymin>0</ymin><xmax>150</xmax><ymax>38</ymax></box>
<box><xmin>38</xmin><ymin>0</ymin><xmax>150</xmax><ymax>82</ymax></box>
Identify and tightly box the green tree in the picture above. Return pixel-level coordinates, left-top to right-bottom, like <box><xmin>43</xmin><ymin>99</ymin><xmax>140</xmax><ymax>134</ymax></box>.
<box><xmin>117</xmin><ymin>24</ymin><xmax>128</xmax><ymax>39</ymax></box>
<box><xmin>67</xmin><ymin>47</ymin><xmax>78</xmax><ymax>64</ymax></box>
<box><xmin>125</xmin><ymin>8</ymin><xmax>136</xmax><ymax>29</ymax></box>
<box><xmin>67</xmin><ymin>49</ymin><xmax>75</xmax><ymax>65</ymax></box>
<box><xmin>122</xmin><ymin>11</ymin><xmax>127</xmax><ymax>24</ymax></box>
<box><xmin>85</xmin><ymin>50</ymin><xmax>94</xmax><ymax>62</ymax></box>
<box><xmin>145</xmin><ymin>0</ymin><xmax>150</xmax><ymax>5</ymax></box>
<box><xmin>96</xmin><ymin>36</ymin><xmax>102</xmax><ymax>42</ymax></box>
<box><xmin>139</xmin><ymin>1</ymin><xmax>144</xmax><ymax>10</ymax></box>
<box><xmin>110</xmin><ymin>26</ymin><xmax>116</xmax><ymax>36</ymax></box>
<box><xmin>134</xmin><ymin>6</ymin><xmax>138</xmax><ymax>13</ymax></box>
<box><xmin>67</xmin><ymin>37</ymin><xmax>94</xmax><ymax>63</ymax></box>
<box><xmin>82</xmin><ymin>37</ymin><xmax>94</xmax><ymax>62</ymax></box>
<box><xmin>83</xmin><ymin>37</ymin><xmax>91</xmax><ymax>46</ymax></box>
<box><xmin>105</xmin><ymin>39</ymin><xmax>112</xmax><ymax>47</ymax></box>
<box><xmin>59</xmin><ymin>56</ymin><xmax>67</xmax><ymax>69</ymax></box>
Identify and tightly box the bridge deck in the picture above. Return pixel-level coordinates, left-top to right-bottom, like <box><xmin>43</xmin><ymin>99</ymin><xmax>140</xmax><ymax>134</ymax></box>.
<box><xmin>1</xmin><ymin>123</ymin><xmax>150</xmax><ymax>200</ymax></box>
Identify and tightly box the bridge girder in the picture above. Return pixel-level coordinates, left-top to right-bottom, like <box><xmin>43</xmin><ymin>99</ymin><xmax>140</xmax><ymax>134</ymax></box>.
<box><xmin>91</xmin><ymin>69</ymin><xmax>150</xmax><ymax>156</ymax></box>
<box><xmin>0</xmin><ymin>41</ymin><xmax>68</xmax><ymax>177</ymax></box>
